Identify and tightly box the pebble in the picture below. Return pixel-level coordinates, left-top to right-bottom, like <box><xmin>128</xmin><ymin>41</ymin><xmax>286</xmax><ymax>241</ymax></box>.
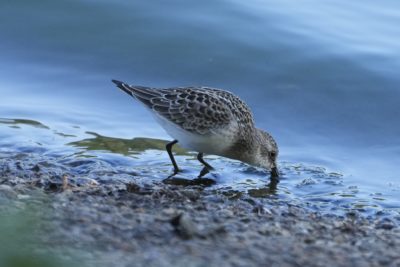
<box><xmin>17</xmin><ymin>194</ymin><xmax>30</xmax><ymax>200</ymax></box>
<box><xmin>0</xmin><ymin>184</ymin><xmax>17</xmax><ymax>198</ymax></box>
<box><xmin>1</xmin><ymin>153</ymin><xmax>399</xmax><ymax>267</ymax></box>
<box><xmin>170</xmin><ymin>213</ymin><xmax>199</xmax><ymax>239</ymax></box>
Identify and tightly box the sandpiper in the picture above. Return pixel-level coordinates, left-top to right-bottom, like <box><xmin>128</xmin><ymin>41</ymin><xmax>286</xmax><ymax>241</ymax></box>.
<box><xmin>112</xmin><ymin>80</ymin><xmax>279</xmax><ymax>178</ymax></box>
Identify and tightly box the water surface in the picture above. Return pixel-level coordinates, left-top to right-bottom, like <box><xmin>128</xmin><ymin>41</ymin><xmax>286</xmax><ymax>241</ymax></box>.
<box><xmin>1</xmin><ymin>0</ymin><xmax>399</xmax><ymax>216</ymax></box>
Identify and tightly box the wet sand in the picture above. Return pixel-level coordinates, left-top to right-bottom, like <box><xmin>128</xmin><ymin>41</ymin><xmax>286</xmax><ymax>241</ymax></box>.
<box><xmin>1</xmin><ymin>154</ymin><xmax>399</xmax><ymax>267</ymax></box>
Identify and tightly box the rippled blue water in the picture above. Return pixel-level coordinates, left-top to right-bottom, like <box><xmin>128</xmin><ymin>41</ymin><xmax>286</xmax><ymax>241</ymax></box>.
<box><xmin>1</xmin><ymin>0</ymin><xmax>399</xmax><ymax>214</ymax></box>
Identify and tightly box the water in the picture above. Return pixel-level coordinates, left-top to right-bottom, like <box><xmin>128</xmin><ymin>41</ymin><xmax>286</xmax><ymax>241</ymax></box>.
<box><xmin>1</xmin><ymin>0</ymin><xmax>399</xmax><ymax>216</ymax></box>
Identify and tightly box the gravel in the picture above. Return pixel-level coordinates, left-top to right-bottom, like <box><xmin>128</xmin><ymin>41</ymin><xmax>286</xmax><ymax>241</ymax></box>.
<box><xmin>0</xmin><ymin>154</ymin><xmax>399</xmax><ymax>267</ymax></box>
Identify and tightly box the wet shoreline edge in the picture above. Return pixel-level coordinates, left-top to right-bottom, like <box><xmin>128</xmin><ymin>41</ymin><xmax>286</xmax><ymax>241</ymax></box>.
<box><xmin>1</xmin><ymin>167</ymin><xmax>399</xmax><ymax>267</ymax></box>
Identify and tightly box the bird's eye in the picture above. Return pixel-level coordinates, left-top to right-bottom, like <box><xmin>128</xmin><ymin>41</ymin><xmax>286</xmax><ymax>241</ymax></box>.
<box><xmin>269</xmin><ymin>152</ymin><xmax>276</xmax><ymax>159</ymax></box>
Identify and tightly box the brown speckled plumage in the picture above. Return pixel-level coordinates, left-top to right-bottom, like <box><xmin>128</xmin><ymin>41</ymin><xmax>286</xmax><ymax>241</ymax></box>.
<box><xmin>113</xmin><ymin>80</ymin><xmax>279</xmax><ymax>176</ymax></box>
<box><xmin>117</xmin><ymin>85</ymin><xmax>254</xmax><ymax>135</ymax></box>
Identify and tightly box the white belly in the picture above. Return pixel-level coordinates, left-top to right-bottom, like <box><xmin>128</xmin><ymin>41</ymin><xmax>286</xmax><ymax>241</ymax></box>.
<box><xmin>154</xmin><ymin>114</ymin><xmax>236</xmax><ymax>155</ymax></box>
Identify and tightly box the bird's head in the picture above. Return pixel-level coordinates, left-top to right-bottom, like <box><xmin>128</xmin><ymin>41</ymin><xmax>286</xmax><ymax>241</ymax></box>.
<box><xmin>253</xmin><ymin>129</ymin><xmax>279</xmax><ymax>177</ymax></box>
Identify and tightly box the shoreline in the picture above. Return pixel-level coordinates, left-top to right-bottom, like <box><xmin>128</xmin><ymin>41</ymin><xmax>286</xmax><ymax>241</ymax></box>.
<box><xmin>1</xmin><ymin>168</ymin><xmax>399</xmax><ymax>267</ymax></box>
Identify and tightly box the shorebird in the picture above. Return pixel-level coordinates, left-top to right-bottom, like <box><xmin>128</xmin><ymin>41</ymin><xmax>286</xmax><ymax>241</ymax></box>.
<box><xmin>112</xmin><ymin>80</ymin><xmax>279</xmax><ymax>178</ymax></box>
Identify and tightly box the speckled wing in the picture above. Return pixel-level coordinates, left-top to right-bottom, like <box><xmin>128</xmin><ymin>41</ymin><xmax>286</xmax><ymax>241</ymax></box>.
<box><xmin>112</xmin><ymin>80</ymin><xmax>254</xmax><ymax>135</ymax></box>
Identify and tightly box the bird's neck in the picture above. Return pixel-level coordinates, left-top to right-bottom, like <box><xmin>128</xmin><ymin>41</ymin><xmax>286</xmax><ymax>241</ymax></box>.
<box><xmin>222</xmin><ymin>126</ymin><xmax>258</xmax><ymax>164</ymax></box>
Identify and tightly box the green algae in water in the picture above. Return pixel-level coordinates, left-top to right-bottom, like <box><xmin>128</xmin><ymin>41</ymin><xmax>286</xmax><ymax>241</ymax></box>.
<box><xmin>0</xmin><ymin>118</ymin><xmax>50</xmax><ymax>129</ymax></box>
<box><xmin>68</xmin><ymin>131</ymin><xmax>189</xmax><ymax>156</ymax></box>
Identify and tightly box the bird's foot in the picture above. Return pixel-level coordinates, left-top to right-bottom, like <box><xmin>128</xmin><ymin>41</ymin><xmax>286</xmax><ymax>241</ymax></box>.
<box><xmin>197</xmin><ymin>166</ymin><xmax>213</xmax><ymax>178</ymax></box>
<box><xmin>165</xmin><ymin>168</ymin><xmax>181</xmax><ymax>179</ymax></box>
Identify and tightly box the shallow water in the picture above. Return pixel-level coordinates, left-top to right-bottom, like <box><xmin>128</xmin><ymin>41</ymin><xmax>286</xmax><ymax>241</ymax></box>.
<box><xmin>1</xmin><ymin>0</ymin><xmax>399</xmax><ymax>216</ymax></box>
<box><xmin>0</xmin><ymin>119</ymin><xmax>398</xmax><ymax>219</ymax></box>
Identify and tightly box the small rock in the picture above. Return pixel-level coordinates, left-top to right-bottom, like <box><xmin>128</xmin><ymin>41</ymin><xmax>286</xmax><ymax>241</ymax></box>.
<box><xmin>162</xmin><ymin>208</ymin><xmax>178</xmax><ymax>216</ymax></box>
<box><xmin>7</xmin><ymin>176</ymin><xmax>26</xmax><ymax>186</ymax></box>
<box><xmin>15</xmin><ymin>161</ymin><xmax>23</xmax><ymax>170</ymax></box>
<box><xmin>31</xmin><ymin>164</ymin><xmax>41</xmax><ymax>172</ymax></box>
<box><xmin>45</xmin><ymin>181</ymin><xmax>62</xmax><ymax>192</ymax></box>
<box><xmin>126</xmin><ymin>182</ymin><xmax>152</xmax><ymax>195</ymax></box>
<box><xmin>17</xmin><ymin>194</ymin><xmax>30</xmax><ymax>200</ymax></box>
<box><xmin>62</xmin><ymin>174</ymin><xmax>69</xmax><ymax>191</ymax></box>
<box><xmin>248</xmin><ymin>188</ymin><xmax>274</xmax><ymax>198</ymax></box>
<box><xmin>0</xmin><ymin>184</ymin><xmax>17</xmax><ymax>198</ymax></box>
<box><xmin>206</xmin><ymin>225</ymin><xmax>227</xmax><ymax>237</ymax></box>
<box><xmin>252</xmin><ymin>204</ymin><xmax>265</xmax><ymax>215</ymax></box>
<box><xmin>218</xmin><ymin>209</ymin><xmax>234</xmax><ymax>218</ymax></box>
<box><xmin>346</xmin><ymin>211</ymin><xmax>358</xmax><ymax>218</ymax></box>
<box><xmin>296</xmin><ymin>178</ymin><xmax>317</xmax><ymax>187</ymax></box>
<box><xmin>126</xmin><ymin>183</ymin><xmax>141</xmax><ymax>193</ymax></box>
<box><xmin>303</xmin><ymin>238</ymin><xmax>315</xmax><ymax>244</ymax></box>
<box><xmin>170</xmin><ymin>213</ymin><xmax>199</xmax><ymax>239</ymax></box>
<box><xmin>375</xmin><ymin>218</ymin><xmax>396</xmax><ymax>230</ymax></box>
<box><xmin>76</xmin><ymin>177</ymin><xmax>99</xmax><ymax>187</ymax></box>
<box><xmin>258</xmin><ymin>224</ymin><xmax>272</xmax><ymax>235</ymax></box>
<box><xmin>181</xmin><ymin>189</ymin><xmax>200</xmax><ymax>201</ymax></box>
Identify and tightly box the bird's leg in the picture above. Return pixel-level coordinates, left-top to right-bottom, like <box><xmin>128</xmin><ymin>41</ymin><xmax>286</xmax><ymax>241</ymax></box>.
<box><xmin>166</xmin><ymin>140</ymin><xmax>180</xmax><ymax>175</ymax></box>
<box><xmin>197</xmin><ymin>152</ymin><xmax>214</xmax><ymax>178</ymax></box>
<box><xmin>270</xmin><ymin>166</ymin><xmax>279</xmax><ymax>178</ymax></box>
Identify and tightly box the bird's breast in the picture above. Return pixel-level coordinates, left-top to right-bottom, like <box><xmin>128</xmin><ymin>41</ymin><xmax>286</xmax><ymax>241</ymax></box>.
<box><xmin>155</xmin><ymin>114</ymin><xmax>237</xmax><ymax>155</ymax></box>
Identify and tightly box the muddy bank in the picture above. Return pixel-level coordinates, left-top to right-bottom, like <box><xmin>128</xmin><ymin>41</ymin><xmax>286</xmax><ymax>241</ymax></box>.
<box><xmin>1</xmin><ymin>158</ymin><xmax>399</xmax><ymax>267</ymax></box>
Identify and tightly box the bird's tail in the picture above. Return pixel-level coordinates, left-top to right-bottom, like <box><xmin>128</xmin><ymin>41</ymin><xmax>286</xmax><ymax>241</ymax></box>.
<box><xmin>112</xmin><ymin>79</ymin><xmax>134</xmax><ymax>96</ymax></box>
<box><xmin>111</xmin><ymin>79</ymin><xmax>163</xmax><ymax>108</ymax></box>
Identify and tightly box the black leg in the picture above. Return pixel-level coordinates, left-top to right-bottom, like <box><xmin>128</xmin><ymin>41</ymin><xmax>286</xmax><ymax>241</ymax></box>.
<box><xmin>271</xmin><ymin>166</ymin><xmax>279</xmax><ymax>178</ymax></box>
<box><xmin>166</xmin><ymin>140</ymin><xmax>179</xmax><ymax>174</ymax></box>
<box><xmin>197</xmin><ymin>152</ymin><xmax>214</xmax><ymax>178</ymax></box>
